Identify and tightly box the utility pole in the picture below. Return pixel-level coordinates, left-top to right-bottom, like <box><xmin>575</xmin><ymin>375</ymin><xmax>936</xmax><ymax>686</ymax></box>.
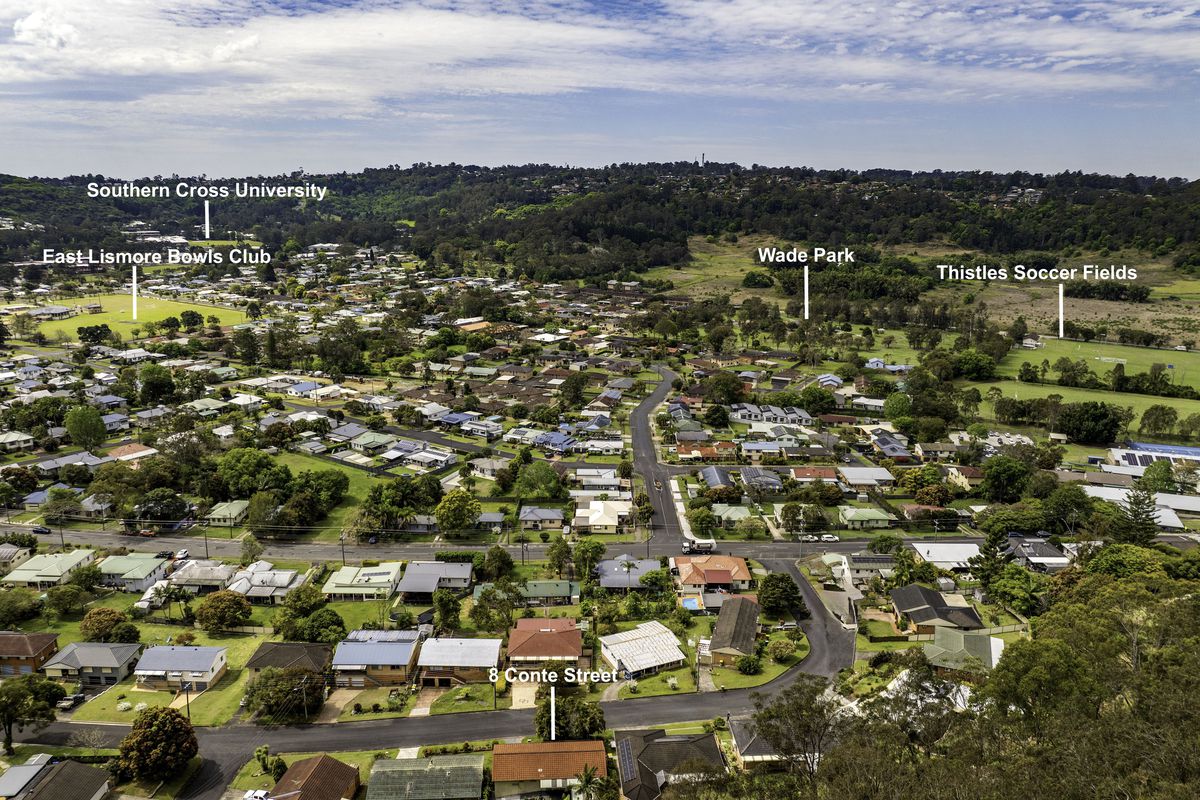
<box><xmin>339</xmin><ymin>533</ymin><xmax>347</xmax><ymax>566</ymax></box>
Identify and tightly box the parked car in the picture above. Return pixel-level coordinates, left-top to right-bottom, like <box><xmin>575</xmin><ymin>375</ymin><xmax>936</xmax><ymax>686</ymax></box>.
<box><xmin>56</xmin><ymin>694</ymin><xmax>86</xmax><ymax>710</ymax></box>
<box><xmin>30</xmin><ymin>525</ymin><xmax>51</xmax><ymax>535</ymax></box>
<box><xmin>799</xmin><ymin>534</ymin><xmax>819</xmax><ymax>542</ymax></box>
<box><xmin>773</xmin><ymin>622</ymin><xmax>799</xmax><ymax>631</ymax></box>
<box><xmin>175</xmin><ymin>549</ymin><xmax>189</xmax><ymax>560</ymax></box>
<box><xmin>156</xmin><ymin>550</ymin><xmax>174</xmax><ymax>559</ymax></box>
<box><xmin>819</xmin><ymin>534</ymin><xmax>840</xmax><ymax>543</ymax></box>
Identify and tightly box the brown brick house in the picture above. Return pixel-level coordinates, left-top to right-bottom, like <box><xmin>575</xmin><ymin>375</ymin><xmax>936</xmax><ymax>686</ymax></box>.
<box><xmin>0</xmin><ymin>632</ymin><xmax>58</xmax><ymax>676</ymax></box>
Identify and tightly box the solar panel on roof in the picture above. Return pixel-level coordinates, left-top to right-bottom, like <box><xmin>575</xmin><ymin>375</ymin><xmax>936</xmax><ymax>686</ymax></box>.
<box><xmin>1139</xmin><ymin>455</ymin><xmax>1154</xmax><ymax>466</ymax></box>
<box><xmin>617</xmin><ymin>739</ymin><xmax>636</xmax><ymax>782</ymax></box>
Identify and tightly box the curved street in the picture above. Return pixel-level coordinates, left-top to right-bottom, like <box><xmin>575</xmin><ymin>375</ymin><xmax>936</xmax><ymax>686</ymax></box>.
<box><xmin>18</xmin><ymin>368</ymin><xmax>861</xmax><ymax>798</ymax></box>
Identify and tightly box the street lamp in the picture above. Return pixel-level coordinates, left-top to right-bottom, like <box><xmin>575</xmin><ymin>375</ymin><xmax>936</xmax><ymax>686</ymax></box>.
<box><xmin>182</xmin><ymin>681</ymin><xmax>192</xmax><ymax>719</ymax></box>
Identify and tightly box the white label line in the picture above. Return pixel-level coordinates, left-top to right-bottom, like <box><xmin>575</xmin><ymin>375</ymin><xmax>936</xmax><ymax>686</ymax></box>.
<box><xmin>204</xmin><ymin>200</ymin><xmax>211</xmax><ymax>239</ymax></box>
<box><xmin>1058</xmin><ymin>282</ymin><xmax>1064</xmax><ymax>338</ymax></box>
<box><xmin>804</xmin><ymin>264</ymin><xmax>810</xmax><ymax>321</ymax></box>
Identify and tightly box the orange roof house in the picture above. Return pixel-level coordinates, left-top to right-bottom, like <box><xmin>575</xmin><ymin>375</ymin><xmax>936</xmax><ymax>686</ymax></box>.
<box><xmin>674</xmin><ymin>554</ymin><xmax>753</xmax><ymax>590</ymax></box>
<box><xmin>492</xmin><ymin>740</ymin><xmax>607</xmax><ymax>797</ymax></box>
<box><xmin>506</xmin><ymin>618</ymin><xmax>583</xmax><ymax>664</ymax></box>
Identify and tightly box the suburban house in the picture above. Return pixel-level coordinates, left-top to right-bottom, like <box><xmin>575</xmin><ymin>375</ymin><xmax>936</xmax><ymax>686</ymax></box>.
<box><xmin>0</xmin><ymin>431</ymin><xmax>35</xmax><ymax>452</ymax></box>
<box><xmin>506</xmin><ymin>618</ymin><xmax>583</xmax><ymax>668</ymax></box>
<box><xmin>572</xmin><ymin>499</ymin><xmax>632</xmax><ymax>534</ymax></box>
<box><xmin>226</xmin><ymin>560</ymin><xmax>306</xmax><ymax>604</ymax></box>
<box><xmin>673</xmin><ymin>554</ymin><xmax>754</xmax><ymax>592</ymax></box>
<box><xmin>395</xmin><ymin>560</ymin><xmax>473</xmax><ymax>602</ymax></box>
<box><xmin>728</xmin><ymin>717</ymin><xmax>782</xmax><ymax>769</ymax></box>
<box><xmin>599</xmin><ymin>621</ymin><xmax>685</xmax><ymax>677</ymax></box>
<box><xmin>596</xmin><ymin>555</ymin><xmax>660</xmax><ymax>591</ymax></box>
<box><xmin>0</xmin><ymin>632</ymin><xmax>59</xmax><ymax>676</ymax></box>
<box><xmin>168</xmin><ymin>559</ymin><xmax>237</xmax><ymax>594</ymax></box>
<box><xmin>574</xmin><ymin>467</ymin><xmax>622</xmax><ymax>492</ymax></box>
<box><xmin>332</xmin><ymin>630</ymin><xmax>422</xmax><ymax>687</ymax></box>
<box><xmin>838</xmin><ymin>506</ymin><xmax>895</xmax><ymax>529</ymax></box>
<box><xmin>97</xmin><ymin>553</ymin><xmax>169</xmax><ymax>592</ymax></box>
<box><xmin>922</xmin><ymin>627</ymin><xmax>1006</xmax><ymax>677</ymax></box>
<box><xmin>699</xmin><ymin>597</ymin><xmax>759</xmax><ymax>667</ymax></box>
<box><xmin>890</xmin><ymin>584</ymin><xmax>984</xmax><ymax>634</ymax></box>
<box><xmin>3</xmin><ymin>550</ymin><xmax>96</xmax><ymax>589</ymax></box>
<box><xmin>0</xmin><ymin>543</ymin><xmax>32</xmax><ymax>572</ymax></box>
<box><xmin>472</xmin><ymin>579</ymin><xmax>580</xmax><ymax>607</ymax></box>
<box><xmin>321</xmin><ymin>562</ymin><xmax>403</xmax><ymax>601</ymax></box>
<box><xmin>246</xmin><ymin>642</ymin><xmax>332</xmax><ymax>678</ymax></box>
<box><xmin>272</xmin><ymin>754</ymin><xmax>361</xmax><ymax>800</ymax></box>
<box><xmin>909</xmin><ymin>542</ymin><xmax>981</xmax><ymax>573</ymax></box>
<box><xmin>491</xmin><ymin>740</ymin><xmax>607</xmax><ymax>800</ymax></box>
<box><xmin>614</xmin><ymin>729</ymin><xmax>725</xmax><ymax>800</ymax></box>
<box><xmin>945</xmin><ymin>465</ymin><xmax>984</xmax><ymax>491</ymax></box>
<box><xmin>518</xmin><ymin>506</ymin><xmax>565</xmax><ymax>531</ymax></box>
<box><xmin>467</xmin><ymin>457</ymin><xmax>511</xmax><ymax>478</ymax></box>
<box><xmin>837</xmin><ymin>466</ymin><xmax>895</xmax><ymax>491</ymax></box>
<box><xmin>0</xmin><ymin>757</ymin><xmax>111</xmax><ymax>800</ymax></box>
<box><xmin>41</xmin><ymin>642</ymin><xmax>142</xmax><ymax>686</ymax></box>
<box><xmin>416</xmin><ymin>638</ymin><xmax>502</xmax><ymax>686</ymax></box>
<box><xmin>133</xmin><ymin>645</ymin><xmax>228</xmax><ymax>691</ymax></box>
<box><xmin>205</xmin><ymin>500</ymin><xmax>250</xmax><ymax>526</ymax></box>
<box><xmin>365</xmin><ymin>755</ymin><xmax>486</xmax><ymax>800</ymax></box>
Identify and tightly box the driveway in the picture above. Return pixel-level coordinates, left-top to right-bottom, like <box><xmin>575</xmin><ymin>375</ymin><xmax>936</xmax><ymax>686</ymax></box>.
<box><xmin>315</xmin><ymin>689</ymin><xmax>358</xmax><ymax>724</ymax></box>
<box><xmin>510</xmin><ymin>682</ymin><xmax>538</xmax><ymax>710</ymax></box>
<box><xmin>408</xmin><ymin>687</ymin><xmax>445</xmax><ymax>717</ymax></box>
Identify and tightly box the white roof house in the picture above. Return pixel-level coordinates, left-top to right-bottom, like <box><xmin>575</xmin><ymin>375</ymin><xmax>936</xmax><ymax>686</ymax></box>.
<box><xmin>1080</xmin><ymin>486</ymin><xmax>1186</xmax><ymax>529</ymax></box>
<box><xmin>598</xmin><ymin>621</ymin><xmax>686</xmax><ymax>676</ymax></box>
<box><xmin>417</xmin><ymin>638</ymin><xmax>502</xmax><ymax>669</ymax></box>
<box><xmin>838</xmin><ymin>466</ymin><xmax>895</xmax><ymax>487</ymax></box>
<box><xmin>321</xmin><ymin>562</ymin><xmax>403</xmax><ymax>599</ymax></box>
<box><xmin>909</xmin><ymin>542</ymin><xmax>981</xmax><ymax>571</ymax></box>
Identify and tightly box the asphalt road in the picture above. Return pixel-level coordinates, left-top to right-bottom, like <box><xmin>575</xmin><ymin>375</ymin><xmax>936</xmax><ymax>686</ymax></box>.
<box><xmin>14</xmin><ymin>368</ymin><xmax>1196</xmax><ymax>799</ymax></box>
<box><xmin>21</xmin><ymin>551</ymin><xmax>854</xmax><ymax>800</ymax></box>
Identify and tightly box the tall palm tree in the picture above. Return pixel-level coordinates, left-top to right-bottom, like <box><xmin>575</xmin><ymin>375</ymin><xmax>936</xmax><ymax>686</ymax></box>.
<box><xmin>574</xmin><ymin>764</ymin><xmax>599</xmax><ymax>800</ymax></box>
<box><xmin>621</xmin><ymin>559</ymin><xmax>637</xmax><ymax>591</ymax></box>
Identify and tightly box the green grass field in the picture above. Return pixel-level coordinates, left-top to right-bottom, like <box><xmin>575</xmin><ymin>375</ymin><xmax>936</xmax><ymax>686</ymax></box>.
<box><xmin>996</xmin><ymin>338</ymin><xmax>1200</xmax><ymax>384</ymax></box>
<box><xmin>975</xmin><ymin>378</ymin><xmax>1200</xmax><ymax>429</ymax></box>
<box><xmin>274</xmin><ymin>452</ymin><xmax>384</xmax><ymax>540</ymax></box>
<box><xmin>429</xmin><ymin>684</ymin><xmax>510</xmax><ymax>714</ymax></box>
<box><xmin>24</xmin><ymin>294</ymin><xmax>245</xmax><ymax>339</ymax></box>
<box><xmin>643</xmin><ymin>235</ymin><xmax>785</xmax><ymax>306</ymax></box>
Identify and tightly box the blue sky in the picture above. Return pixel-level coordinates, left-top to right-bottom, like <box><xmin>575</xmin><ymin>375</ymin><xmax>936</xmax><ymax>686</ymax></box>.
<box><xmin>1</xmin><ymin>0</ymin><xmax>1197</xmax><ymax>178</ymax></box>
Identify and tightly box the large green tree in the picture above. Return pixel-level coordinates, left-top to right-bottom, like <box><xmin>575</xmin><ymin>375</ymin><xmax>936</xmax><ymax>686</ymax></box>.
<box><xmin>64</xmin><ymin>405</ymin><xmax>107</xmax><ymax>451</ymax></box>
<box><xmin>116</xmin><ymin>707</ymin><xmax>198</xmax><ymax>780</ymax></box>
<box><xmin>0</xmin><ymin>675</ymin><xmax>65</xmax><ymax>754</ymax></box>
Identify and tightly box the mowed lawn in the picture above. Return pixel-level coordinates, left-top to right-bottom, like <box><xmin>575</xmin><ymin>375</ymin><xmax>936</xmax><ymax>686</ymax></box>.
<box><xmin>973</xmin><ymin>379</ymin><xmax>1200</xmax><ymax>429</ymax></box>
<box><xmin>273</xmin><ymin>452</ymin><xmax>385</xmax><ymax>540</ymax></box>
<box><xmin>27</xmin><ymin>294</ymin><xmax>245</xmax><ymax>339</ymax></box>
<box><xmin>996</xmin><ymin>338</ymin><xmax>1200</xmax><ymax>385</ymax></box>
<box><xmin>26</xmin><ymin>591</ymin><xmax>273</xmax><ymax>727</ymax></box>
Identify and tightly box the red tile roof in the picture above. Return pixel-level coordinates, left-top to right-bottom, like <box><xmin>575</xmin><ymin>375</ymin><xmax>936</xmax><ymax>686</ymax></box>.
<box><xmin>273</xmin><ymin>754</ymin><xmax>359</xmax><ymax>800</ymax></box>
<box><xmin>507</xmin><ymin>625</ymin><xmax>583</xmax><ymax>659</ymax></box>
<box><xmin>492</xmin><ymin>740</ymin><xmax>607</xmax><ymax>783</ymax></box>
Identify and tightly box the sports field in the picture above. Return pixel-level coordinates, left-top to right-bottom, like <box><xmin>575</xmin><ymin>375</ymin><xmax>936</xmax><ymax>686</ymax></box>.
<box><xmin>996</xmin><ymin>337</ymin><xmax>1200</xmax><ymax>385</ymax></box>
<box><xmin>23</xmin><ymin>294</ymin><xmax>245</xmax><ymax>339</ymax></box>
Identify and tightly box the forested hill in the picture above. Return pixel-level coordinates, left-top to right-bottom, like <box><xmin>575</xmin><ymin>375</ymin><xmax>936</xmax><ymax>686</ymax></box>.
<box><xmin>3</xmin><ymin>163</ymin><xmax>1200</xmax><ymax>280</ymax></box>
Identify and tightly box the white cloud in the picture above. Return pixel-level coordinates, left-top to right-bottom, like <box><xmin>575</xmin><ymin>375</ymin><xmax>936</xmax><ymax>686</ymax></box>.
<box><xmin>0</xmin><ymin>0</ymin><xmax>1197</xmax><ymax>175</ymax></box>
